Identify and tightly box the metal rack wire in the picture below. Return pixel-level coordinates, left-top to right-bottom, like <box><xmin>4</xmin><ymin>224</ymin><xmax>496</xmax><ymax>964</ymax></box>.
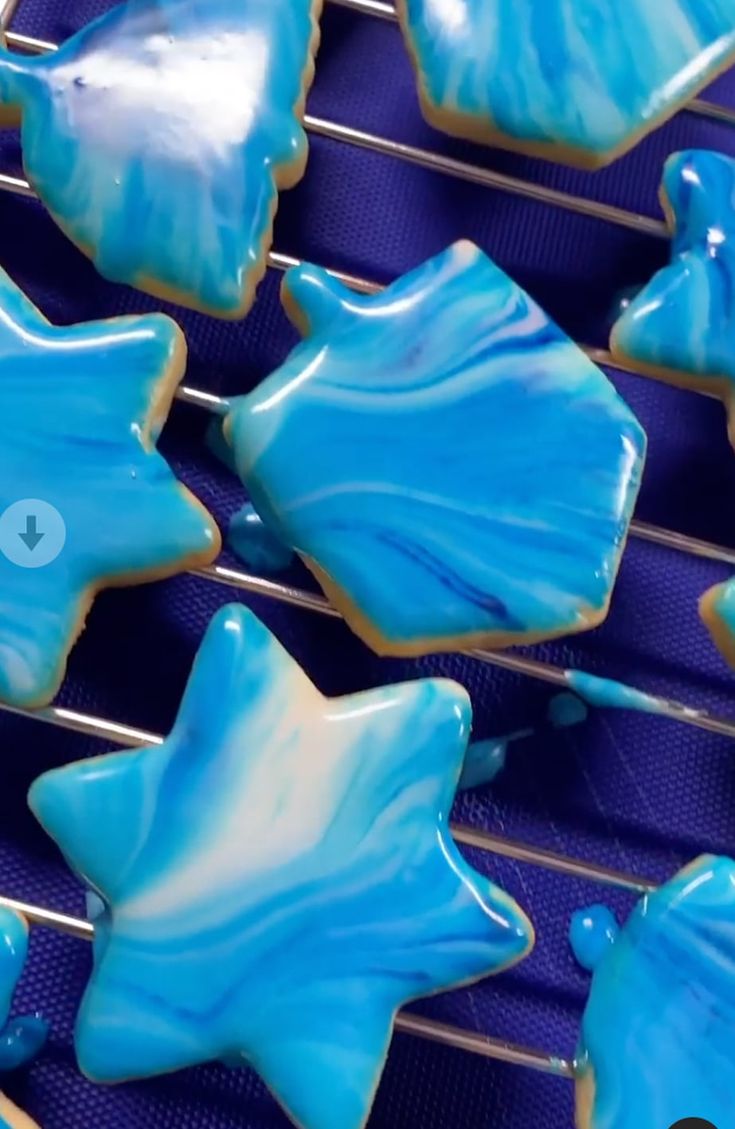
<box><xmin>0</xmin><ymin>0</ymin><xmax>732</xmax><ymax>1116</ymax></box>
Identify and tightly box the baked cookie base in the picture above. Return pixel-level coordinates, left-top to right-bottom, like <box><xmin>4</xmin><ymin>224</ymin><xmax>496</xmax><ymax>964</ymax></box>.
<box><xmin>0</xmin><ymin>1094</ymin><xmax>41</xmax><ymax>1129</ymax></box>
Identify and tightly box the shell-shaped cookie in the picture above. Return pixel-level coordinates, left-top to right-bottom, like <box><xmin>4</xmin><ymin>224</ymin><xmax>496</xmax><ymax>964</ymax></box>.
<box><xmin>0</xmin><ymin>0</ymin><xmax>321</xmax><ymax>317</ymax></box>
<box><xmin>29</xmin><ymin>603</ymin><xmax>533</xmax><ymax>1129</ymax></box>
<box><xmin>576</xmin><ymin>855</ymin><xmax>735</xmax><ymax>1129</ymax></box>
<box><xmin>226</xmin><ymin>242</ymin><xmax>646</xmax><ymax>657</ymax></box>
<box><xmin>397</xmin><ymin>0</ymin><xmax>735</xmax><ymax>167</ymax></box>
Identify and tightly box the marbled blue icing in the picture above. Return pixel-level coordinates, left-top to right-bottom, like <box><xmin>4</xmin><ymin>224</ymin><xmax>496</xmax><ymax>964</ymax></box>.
<box><xmin>0</xmin><ymin>263</ymin><xmax>219</xmax><ymax>708</ymax></box>
<box><xmin>612</xmin><ymin>149</ymin><xmax>735</xmax><ymax>430</ymax></box>
<box><xmin>565</xmin><ymin>671</ymin><xmax>665</xmax><ymax>716</ymax></box>
<box><xmin>0</xmin><ymin>0</ymin><xmax>320</xmax><ymax>317</ymax></box>
<box><xmin>548</xmin><ymin>692</ymin><xmax>589</xmax><ymax>729</ymax></box>
<box><xmin>398</xmin><ymin>2</ymin><xmax>735</xmax><ymax>166</ymax></box>
<box><xmin>569</xmin><ymin>905</ymin><xmax>618</xmax><ymax>973</ymax></box>
<box><xmin>29</xmin><ymin>603</ymin><xmax>533</xmax><ymax>1129</ymax></box>
<box><xmin>226</xmin><ymin>243</ymin><xmax>646</xmax><ymax>656</ymax></box>
<box><xmin>228</xmin><ymin>503</ymin><xmax>294</xmax><ymax>574</ymax></box>
<box><xmin>0</xmin><ymin>908</ymin><xmax>47</xmax><ymax>1073</ymax></box>
<box><xmin>576</xmin><ymin>855</ymin><xmax>735</xmax><ymax>1129</ymax></box>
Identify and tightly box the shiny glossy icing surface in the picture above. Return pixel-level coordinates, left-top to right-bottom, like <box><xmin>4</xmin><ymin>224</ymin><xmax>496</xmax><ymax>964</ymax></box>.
<box><xmin>398</xmin><ymin>2</ymin><xmax>735</xmax><ymax>165</ymax></box>
<box><xmin>0</xmin><ymin>909</ymin><xmax>47</xmax><ymax>1074</ymax></box>
<box><xmin>29</xmin><ymin>603</ymin><xmax>533</xmax><ymax>1129</ymax></box>
<box><xmin>564</xmin><ymin>671</ymin><xmax>665</xmax><ymax>715</ymax></box>
<box><xmin>612</xmin><ymin>149</ymin><xmax>735</xmax><ymax>411</ymax></box>
<box><xmin>226</xmin><ymin>242</ymin><xmax>646</xmax><ymax>656</ymax></box>
<box><xmin>0</xmin><ymin>0</ymin><xmax>319</xmax><ymax>317</ymax></box>
<box><xmin>0</xmin><ymin>264</ymin><xmax>219</xmax><ymax>708</ymax></box>
<box><xmin>576</xmin><ymin>855</ymin><xmax>735</xmax><ymax>1129</ymax></box>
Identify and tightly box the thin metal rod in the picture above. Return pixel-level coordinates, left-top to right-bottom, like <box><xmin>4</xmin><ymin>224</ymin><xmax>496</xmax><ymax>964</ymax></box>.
<box><xmin>3</xmin><ymin>697</ymin><xmax>659</xmax><ymax>891</ymax></box>
<box><xmin>0</xmin><ymin>0</ymin><xmax>21</xmax><ymax>29</ymax></box>
<box><xmin>0</xmin><ymin>893</ymin><xmax>574</xmax><ymax>1080</ymax></box>
<box><xmin>329</xmin><ymin>0</ymin><xmax>735</xmax><ymax>131</ymax></box>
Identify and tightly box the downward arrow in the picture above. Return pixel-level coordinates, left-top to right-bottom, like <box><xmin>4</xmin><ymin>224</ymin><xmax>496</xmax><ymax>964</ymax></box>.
<box><xmin>19</xmin><ymin>514</ymin><xmax>44</xmax><ymax>551</ymax></box>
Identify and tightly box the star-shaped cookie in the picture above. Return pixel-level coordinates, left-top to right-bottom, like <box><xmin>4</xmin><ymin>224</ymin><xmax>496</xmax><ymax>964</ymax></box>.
<box><xmin>225</xmin><ymin>242</ymin><xmax>646</xmax><ymax>657</ymax></box>
<box><xmin>612</xmin><ymin>148</ymin><xmax>735</xmax><ymax>447</ymax></box>
<box><xmin>29</xmin><ymin>603</ymin><xmax>533</xmax><ymax>1129</ymax></box>
<box><xmin>576</xmin><ymin>855</ymin><xmax>735</xmax><ymax>1129</ymax></box>
<box><xmin>0</xmin><ymin>0</ymin><xmax>321</xmax><ymax>317</ymax></box>
<box><xmin>0</xmin><ymin>263</ymin><xmax>219</xmax><ymax>708</ymax></box>
<box><xmin>397</xmin><ymin>1</ymin><xmax>735</xmax><ymax>167</ymax></box>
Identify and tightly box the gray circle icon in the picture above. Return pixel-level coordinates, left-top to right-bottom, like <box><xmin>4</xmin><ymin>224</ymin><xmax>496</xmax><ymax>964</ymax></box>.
<box><xmin>669</xmin><ymin>1120</ymin><xmax>717</xmax><ymax>1129</ymax></box>
<box><xmin>0</xmin><ymin>499</ymin><xmax>66</xmax><ymax>568</ymax></box>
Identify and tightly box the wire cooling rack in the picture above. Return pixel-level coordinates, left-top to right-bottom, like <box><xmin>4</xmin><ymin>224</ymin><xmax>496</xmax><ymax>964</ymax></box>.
<box><xmin>3</xmin><ymin>3</ymin><xmax>735</xmax><ymax>1127</ymax></box>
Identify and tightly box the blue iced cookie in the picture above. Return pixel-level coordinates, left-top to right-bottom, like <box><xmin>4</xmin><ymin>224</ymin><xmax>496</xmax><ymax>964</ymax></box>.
<box><xmin>397</xmin><ymin>2</ymin><xmax>735</xmax><ymax>168</ymax></box>
<box><xmin>225</xmin><ymin>242</ymin><xmax>646</xmax><ymax>657</ymax></box>
<box><xmin>0</xmin><ymin>263</ymin><xmax>220</xmax><ymax>708</ymax></box>
<box><xmin>29</xmin><ymin>603</ymin><xmax>533</xmax><ymax>1129</ymax></box>
<box><xmin>700</xmin><ymin>575</ymin><xmax>735</xmax><ymax>668</ymax></box>
<box><xmin>0</xmin><ymin>0</ymin><xmax>321</xmax><ymax>317</ymax></box>
<box><xmin>576</xmin><ymin>855</ymin><xmax>735</xmax><ymax>1129</ymax></box>
<box><xmin>0</xmin><ymin>908</ymin><xmax>46</xmax><ymax>1129</ymax></box>
<box><xmin>612</xmin><ymin>149</ymin><xmax>735</xmax><ymax>446</ymax></box>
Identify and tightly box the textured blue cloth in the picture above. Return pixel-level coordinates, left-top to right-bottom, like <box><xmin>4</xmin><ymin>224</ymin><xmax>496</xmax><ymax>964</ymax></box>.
<box><xmin>2</xmin><ymin>3</ymin><xmax>735</xmax><ymax>1128</ymax></box>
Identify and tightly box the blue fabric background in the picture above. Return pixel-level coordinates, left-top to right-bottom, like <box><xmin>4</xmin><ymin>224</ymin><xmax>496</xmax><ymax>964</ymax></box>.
<box><xmin>2</xmin><ymin>3</ymin><xmax>735</xmax><ymax>1127</ymax></box>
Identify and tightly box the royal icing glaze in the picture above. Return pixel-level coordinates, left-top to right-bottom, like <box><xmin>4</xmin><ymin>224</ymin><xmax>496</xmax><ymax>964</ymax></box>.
<box><xmin>576</xmin><ymin>855</ymin><xmax>735</xmax><ymax>1129</ymax></box>
<box><xmin>29</xmin><ymin>603</ymin><xmax>534</xmax><ymax>1129</ymax></box>
<box><xmin>700</xmin><ymin>576</ymin><xmax>735</xmax><ymax>668</ymax></box>
<box><xmin>397</xmin><ymin>2</ymin><xmax>735</xmax><ymax>168</ymax></box>
<box><xmin>612</xmin><ymin>149</ymin><xmax>735</xmax><ymax>445</ymax></box>
<box><xmin>0</xmin><ymin>263</ymin><xmax>219</xmax><ymax>708</ymax></box>
<box><xmin>564</xmin><ymin>671</ymin><xmax>665</xmax><ymax>716</ymax></box>
<box><xmin>225</xmin><ymin>242</ymin><xmax>646</xmax><ymax>657</ymax></box>
<box><xmin>459</xmin><ymin>730</ymin><xmax>532</xmax><ymax>790</ymax></box>
<box><xmin>0</xmin><ymin>0</ymin><xmax>321</xmax><ymax>317</ymax></box>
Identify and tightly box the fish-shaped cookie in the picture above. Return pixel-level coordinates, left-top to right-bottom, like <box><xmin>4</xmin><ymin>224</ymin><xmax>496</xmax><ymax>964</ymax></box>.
<box><xmin>0</xmin><ymin>0</ymin><xmax>321</xmax><ymax>316</ymax></box>
<box><xmin>225</xmin><ymin>242</ymin><xmax>646</xmax><ymax>657</ymax></box>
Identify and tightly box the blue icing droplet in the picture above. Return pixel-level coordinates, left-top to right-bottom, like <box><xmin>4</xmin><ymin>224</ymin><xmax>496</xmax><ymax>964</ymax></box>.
<box><xmin>459</xmin><ymin>727</ymin><xmax>535</xmax><ymax>790</ymax></box>
<box><xmin>612</xmin><ymin>149</ymin><xmax>735</xmax><ymax>444</ymax></box>
<box><xmin>547</xmin><ymin>692</ymin><xmax>589</xmax><ymax>729</ymax></box>
<box><xmin>228</xmin><ymin>504</ymin><xmax>294</xmax><ymax>574</ymax></box>
<box><xmin>227</xmin><ymin>243</ymin><xmax>646</xmax><ymax>656</ymax></box>
<box><xmin>0</xmin><ymin>0</ymin><xmax>320</xmax><ymax>316</ymax></box>
<box><xmin>28</xmin><ymin>604</ymin><xmax>534</xmax><ymax>1129</ymax></box>
<box><xmin>398</xmin><ymin>3</ymin><xmax>735</xmax><ymax>165</ymax></box>
<box><xmin>569</xmin><ymin>905</ymin><xmax>618</xmax><ymax>972</ymax></box>
<box><xmin>577</xmin><ymin>855</ymin><xmax>735</xmax><ymax>1128</ymax></box>
<box><xmin>565</xmin><ymin>671</ymin><xmax>664</xmax><ymax>715</ymax></box>
<box><xmin>0</xmin><ymin>907</ymin><xmax>46</xmax><ymax>1074</ymax></box>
